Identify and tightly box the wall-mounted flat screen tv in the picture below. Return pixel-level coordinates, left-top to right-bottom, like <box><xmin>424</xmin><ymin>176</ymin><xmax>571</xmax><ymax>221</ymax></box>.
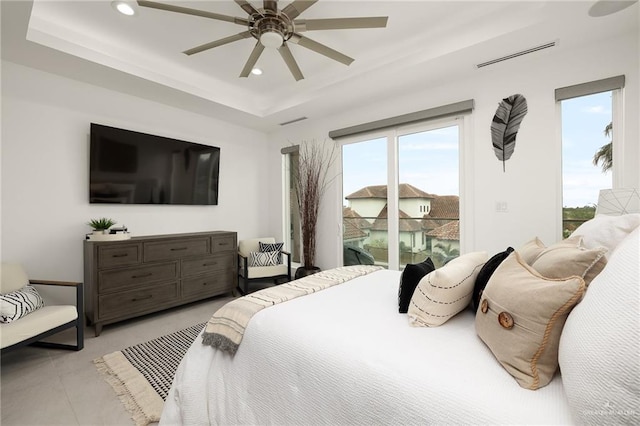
<box><xmin>90</xmin><ymin>123</ymin><xmax>220</xmax><ymax>205</ymax></box>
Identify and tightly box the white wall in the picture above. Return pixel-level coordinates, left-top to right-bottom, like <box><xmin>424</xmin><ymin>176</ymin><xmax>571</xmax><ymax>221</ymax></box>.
<box><xmin>1</xmin><ymin>61</ymin><xmax>270</xmax><ymax>282</ymax></box>
<box><xmin>267</xmin><ymin>31</ymin><xmax>639</xmax><ymax>270</ymax></box>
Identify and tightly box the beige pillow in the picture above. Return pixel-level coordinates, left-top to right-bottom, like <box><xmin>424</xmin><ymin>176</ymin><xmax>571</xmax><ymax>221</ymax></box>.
<box><xmin>531</xmin><ymin>235</ymin><xmax>607</xmax><ymax>286</ymax></box>
<box><xmin>516</xmin><ymin>237</ymin><xmax>545</xmax><ymax>264</ymax></box>
<box><xmin>475</xmin><ymin>252</ymin><xmax>585</xmax><ymax>390</ymax></box>
<box><xmin>408</xmin><ymin>251</ymin><xmax>487</xmax><ymax>327</ymax></box>
<box><xmin>0</xmin><ymin>263</ymin><xmax>30</xmax><ymax>294</ymax></box>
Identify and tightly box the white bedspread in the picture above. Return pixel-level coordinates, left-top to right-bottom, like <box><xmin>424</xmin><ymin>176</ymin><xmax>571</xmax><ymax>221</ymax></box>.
<box><xmin>161</xmin><ymin>269</ymin><xmax>574</xmax><ymax>425</ymax></box>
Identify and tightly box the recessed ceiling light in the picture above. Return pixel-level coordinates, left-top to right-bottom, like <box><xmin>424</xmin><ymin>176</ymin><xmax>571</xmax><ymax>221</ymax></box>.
<box><xmin>251</xmin><ymin>68</ymin><xmax>263</xmax><ymax>76</ymax></box>
<box><xmin>112</xmin><ymin>1</ymin><xmax>136</xmax><ymax>16</ymax></box>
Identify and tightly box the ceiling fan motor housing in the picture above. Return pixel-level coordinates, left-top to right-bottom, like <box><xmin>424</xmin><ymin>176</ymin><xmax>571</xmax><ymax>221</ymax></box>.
<box><xmin>251</xmin><ymin>11</ymin><xmax>294</xmax><ymax>48</ymax></box>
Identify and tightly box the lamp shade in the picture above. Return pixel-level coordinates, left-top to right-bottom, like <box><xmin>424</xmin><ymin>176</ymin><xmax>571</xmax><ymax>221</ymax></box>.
<box><xmin>595</xmin><ymin>188</ymin><xmax>640</xmax><ymax>215</ymax></box>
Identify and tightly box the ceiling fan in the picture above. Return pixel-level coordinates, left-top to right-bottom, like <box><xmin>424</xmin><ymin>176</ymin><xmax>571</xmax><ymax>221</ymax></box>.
<box><xmin>137</xmin><ymin>0</ymin><xmax>388</xmax><ymax>81</ymax></box>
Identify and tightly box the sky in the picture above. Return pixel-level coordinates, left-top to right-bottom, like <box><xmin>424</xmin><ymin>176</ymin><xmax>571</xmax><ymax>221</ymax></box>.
<box><xmin>342</xmin><ymin>92</ymin><xmax>612</xmax><ymax>209</ymax></box>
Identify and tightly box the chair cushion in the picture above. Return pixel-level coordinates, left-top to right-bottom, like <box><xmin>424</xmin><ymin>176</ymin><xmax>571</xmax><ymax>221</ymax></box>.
<box><xmin>249</xmin><ymin>251</ymin><xmax>280</xmax><ymax>267</ymax></box>
<box><xmin>0</xmin><ymin>305</ymin><xmax>78</xmax><ymax>349</ymax></box>
<box><xmin>242</xmin><ymin>264</ymin><xmax>289</xmax><ymax>279</ymax></box>
<box><xmin>1</xmin><ymin>285</ymin><xmax>45</xmax><ymax>323</ymax></box>
<box><xmin>259</xmin><ymin>242</ymin><xmax>284</xmax><ymax>263</ymax></box>
<box><xmin>0</xmin><ymin>263</ymin><xmax>30</xmax><ymax>294</ymax></box>
<box><xmin>239</xmin><ymin>237</ymin><xmax>276</xmax><ymax>257</ymax></box>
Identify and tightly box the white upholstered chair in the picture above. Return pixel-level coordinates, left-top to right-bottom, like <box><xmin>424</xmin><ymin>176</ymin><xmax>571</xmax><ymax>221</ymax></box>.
<box><xmin>1</xmin><ymin>263</ymin><xmax>84</xmax><ymax>353</ymax></box>
<box><xmin>238</xmin><ymin>237</ymin><xmax>291</xmax><ymax>294</ymax></box>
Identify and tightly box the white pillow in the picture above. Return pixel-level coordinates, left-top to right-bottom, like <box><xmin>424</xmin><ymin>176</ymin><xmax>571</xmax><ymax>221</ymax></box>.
<box><xmin>0</xmin><ymin>263</ymin><xmax>30</xmax><ymax>294</ymax></box>
<box><xmin>559</xmin><ymin>227</ymin><xmax>640</xmax><ymax>424</ymax></box>
<box><xmin>571</xmin><ymin>213</ymin><xmax>640</xmax><ymax>258</ymax></box>
<box><xmin>408</xmin><ymin>251</ymin><xmax>487</xmax><ymax>327</ymax></box>
<box><xmin>0</xmin><ymin>285</ymin><xmax>45</xmax><ymax>323</ymax></box>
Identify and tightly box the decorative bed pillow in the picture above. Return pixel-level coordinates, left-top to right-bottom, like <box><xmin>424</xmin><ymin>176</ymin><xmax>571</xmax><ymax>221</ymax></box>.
<box><xmin>570</xmin><ymin>213</ymin><xmax>640</xmax><ymax>258</ymax></box>
<box><xmin>530</xmin><ymin>235</ymin><xmax>607</xmax><ymax>287</ymax></box>
<box><xmin>249</xmin><ymin>250</ymin><xmax>281</xmax><ymax>267</ymax></box>
<box><xmin>259</xmin><ymin>241</ymin><xmax>284</xmax><ymax>263</ymax></box>
<box><xmin>408</xmin><ymin>251</ymin><xmax>487</xmax><ymax>327</ymax></box>
<box><xmin>516</xmin><ymin>237</ymin><xmax>546</xmax><ymax>264</ymax></box>
<box><xmin>559</xmin><ymin>227</ymin><xmax>639</xmax><ymax>424</ymax></box>
<box><xmin>471</xmin><ymin>247</ymin><xmax>514</xmax><ymax>312</ymax></box>
<box><xmin>475</xmin><ymin>252</ymin><xmax>585</xmax><ymax>390</ymax></box>
<box><xmin>398</xmin><ymin>257</ymin><xmax>435</xmax><ymax>313</ymax></box>
<box><xmin>0</xmin><ymin>285</ymin><xmax>45</xmax><ymax>323</ymax></box>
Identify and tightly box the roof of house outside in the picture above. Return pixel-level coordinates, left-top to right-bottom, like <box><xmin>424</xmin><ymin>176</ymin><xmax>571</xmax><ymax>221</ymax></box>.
<box><xmin>343</xmin><ymin>207</ymin><xmax>371</xmax><ymax>240</ymax></box>
<box><xmin>425</xmin><ymin>220</ymin><xmax>459</xmax><ymax>240</ymax></box>
<box><xmin>422</xmin><ymin>195</ymin><xmax>460</xmax><ymax>229</ymax></box>
<box><xmin>371</xmin><ymin>204</ymin><xmax>422</xmax><ymax>232</ymax></box>
<box><xmin>345</xmin><ymin>183</ymin><xmax>434</xmax><ymax>200</ymax></box>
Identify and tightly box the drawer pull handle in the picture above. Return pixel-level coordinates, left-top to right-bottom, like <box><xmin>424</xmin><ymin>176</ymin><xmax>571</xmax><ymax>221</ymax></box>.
<box><xmin>132</xmin><ymin>295</ymin><xmax>153</xmax><ymax>302</ymax></box>
<box><xmin>203</xmin><ymin>262</ymin><xmax>218</xmax><ymax>266</ymax></box>
<box><xmin>218</xmin><ymin>242</ymin><xmax>229</xmax><ymax>246</ymax></box>
<box><xmin>113</xmin><ymin>254</ymin><xmax>129</xmax><ymax>258</ymax></box>
<box><xmin>202</xmin><ymin>282</ymin><xmax>209</xmax><ymax>286</ymax></box>
<box><xmin>132</xmin><ymin>273</ymin><xmax>152</xmax><ymax>279</ymax></box>
<box><xmin>170</xmin><ymin>247</ymin><xmax>188</xmax><ymax>251</ymax></box>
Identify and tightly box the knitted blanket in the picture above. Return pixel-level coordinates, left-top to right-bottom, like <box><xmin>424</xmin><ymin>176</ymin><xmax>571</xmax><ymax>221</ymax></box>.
<box><xmin>202</xmin><ymin>265</ymin><xmax>383</xmax><ymax>355</ymax></box>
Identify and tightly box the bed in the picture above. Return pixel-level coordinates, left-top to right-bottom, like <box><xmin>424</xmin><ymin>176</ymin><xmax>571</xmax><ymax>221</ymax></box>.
<box><xmin>161</xmin><ymin>214</ymin><xmax>640</xmax><ymax>425</ymax></box>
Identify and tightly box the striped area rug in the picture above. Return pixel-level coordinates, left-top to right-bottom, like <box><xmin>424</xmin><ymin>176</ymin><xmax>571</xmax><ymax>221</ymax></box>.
<box><xmin>94</xmin><ymin>323</ymin><xmax>205</xmax><ymax>426</ymax></box>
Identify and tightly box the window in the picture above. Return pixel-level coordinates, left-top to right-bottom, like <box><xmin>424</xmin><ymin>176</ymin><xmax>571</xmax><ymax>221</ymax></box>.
<box><xmin>556</xmin><ymin>76</ymin><xmax>624</xmax><ymax>238</ymax></box>
<box><xmin>340</xmin><ymin>120</ymin><xmax>462</xmax><ymax>270</ymax></box>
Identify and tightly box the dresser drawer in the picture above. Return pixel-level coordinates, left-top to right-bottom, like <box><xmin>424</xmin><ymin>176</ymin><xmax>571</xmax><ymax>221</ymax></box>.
<box><xmin>98</xmin><ymin>262</ymin><xmax>178</xmax><ymax>293</ymax></box>
<box><xmin>211</xmin><ymin>235</ymin><xmax>236</xmax><ymax>253</ymax></box>
<box><xmin>182</xmin><ymin>271</ymin><xmax>234</xmax><ymax>298</ymax></box>
<box><xmin>182</xmin><ymin>253</ymin><xmax>235</xmax><ymax>277</ymax></box>
<box><xmin>143</xmin><ymin>238</ymin><xmax>209</xmax><ymax>262</ymax></box>
<box><xmin>98</xmin><ymin>282</ymin><xmax>179</xmax><ymax>320</ymax></box>
<box><xmin>98</xmin><ymin>244</ymin><xmax>142</xmax><ymax>268</ymax></box>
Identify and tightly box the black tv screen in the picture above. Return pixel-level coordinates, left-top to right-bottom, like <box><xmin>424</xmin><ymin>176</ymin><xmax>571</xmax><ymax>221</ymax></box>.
<box><xmin>89</xmin><ymin>123</ymin><xmax>220</xmax><ymax>205</ymax></box>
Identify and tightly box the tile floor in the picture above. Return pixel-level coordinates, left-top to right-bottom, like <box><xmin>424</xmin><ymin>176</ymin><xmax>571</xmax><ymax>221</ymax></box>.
<box><xmin>1</xmin><ymin>294</ymin><xmax>235</xmax><ymax>426</ymax></box>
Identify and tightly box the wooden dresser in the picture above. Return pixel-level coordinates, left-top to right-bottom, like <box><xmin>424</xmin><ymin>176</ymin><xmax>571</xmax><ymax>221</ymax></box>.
<box><xmin>84</xmin><ymin>231</ymin><xmax>237</xmax><ymax>336</ymax></box>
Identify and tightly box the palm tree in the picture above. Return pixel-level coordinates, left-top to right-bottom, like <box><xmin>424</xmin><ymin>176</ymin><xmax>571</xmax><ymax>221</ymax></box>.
<box><xmin>593</xmin><ymin>122</ymin><xmax>612</xmax><ymax>173</ymax></box>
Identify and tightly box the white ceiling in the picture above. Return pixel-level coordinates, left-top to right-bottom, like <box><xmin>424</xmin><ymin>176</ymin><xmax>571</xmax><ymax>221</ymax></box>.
<box><xmin>2</xmin><ymin>1</ymin><xmax>638</xmax><ymax>132</ymax></box>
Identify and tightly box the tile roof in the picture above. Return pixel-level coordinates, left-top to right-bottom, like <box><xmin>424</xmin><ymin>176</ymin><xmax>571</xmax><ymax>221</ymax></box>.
<box><xmin>345</xmin><ymin>183</ymin><xmax>434</xmax><ymax>200</ymax></box>
<box><xmin>371</xmin><ymin>204</ymin><xmax>422</xmax><ymax>232</ymax></box>
<box><xmin>342</xmin><ymin>207</ymin><xmax>370</xmax><ymax>240</ymax></box>
<box><xmin>425</xmin><ymin>220</ymin><xmax>459</xmax><ymax>240</ymax></box>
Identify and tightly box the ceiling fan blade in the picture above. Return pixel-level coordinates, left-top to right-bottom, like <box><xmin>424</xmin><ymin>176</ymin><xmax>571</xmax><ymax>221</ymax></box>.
<box><xmin>235</xmin><ymin>0</ymin><xmax>260</xmax><ymax>16</ymax></box>
<box><xmin>289</xmin><ymin>34</ymin><xmax>354</xmax><ymax>66</ymax></box>
<box><xmin>137</xmin><ymin>1</ymin><xmax>249</xmax><ymax>25</ymax></box>
<box><xmin>295</xmin><ymin>17</ymin><xmax>388</xmax><ymax>31</ymax></box>
<box><xmin>184</xmin><ymin>31</ymin><xmax>252</xmax><ymax>56</ymax></box>
<box><xmin>264</xmin><ymin>0</ymin><xmax>278</xmax><ymax>13</ymax></box>
<box><xmin>240</xmin><ymin>42</ymin><xmax>266</xmax><ymax>77</ymax></box>
<box><xmin>278</xmin><ymin>44</ymin><xmax>304</xmax><ymax>81</ymax></box>
<box><xmin>282</xmin><ymin>0</ymin><xmax>317</xmax><ymax>20</ymax></box>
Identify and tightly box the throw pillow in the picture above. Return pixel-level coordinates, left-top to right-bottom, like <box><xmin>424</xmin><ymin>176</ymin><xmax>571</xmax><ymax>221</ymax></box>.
<box><xmin>0</xmin><ymin>285</ymin><xmax>45</xmax><ymax>323</ymax></box>
<box><xmin>471</xmin><ymin>247</ymin><xmax>514</xmax><ymax>312</ymax></box>
<box><xmin>259</xmin><ymin>242</ymin><xmax>284</xmax><ymax>263</ymax></box>
<box><xmin>475</xmin><ymin>251</ymin><xmax>585</xmax><ymax>390</ymax></box>
<box><xmin>0</xmin><ymin>263</ymin><xmax>30</xmax><ymax>294</ymax></box>
<box><xmin>408</xmin><ymin>251</ymin><xmax>487</xmax><ymax>327</ymax></box>
<box><xmin>249</xmin><ymin>250</ymin><xmax>280</xmax><ymax>267</ymax></box>
<box><xmin>559</xmin><ymin>227</ymin><xmax>640</xmax><ymax>424</ymax></box>
<box><xmin>570</xmin><ymin>213</ymin><xmax>640</xmax><ymax>258</ymax></box>
<box><xmin>397</xmin><ymin>257</ymin><xmax>435</xmax><ymax>314</ymax></box>
<box><xmin>516</xmin><ymin>237</ymin><xmax>546</xmax><ymax>264</ymax></box>
<box><xmin>530</xmin><ymin>235</ymin><xmax>607</xmax><ymax>287</ymax></box>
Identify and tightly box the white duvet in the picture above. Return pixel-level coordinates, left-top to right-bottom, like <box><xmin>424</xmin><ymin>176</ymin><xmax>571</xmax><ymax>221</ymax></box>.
<box><xmin>161</xmin><ymin>269</ymin><xmax>573</xmax><ymax>425</ymax></box>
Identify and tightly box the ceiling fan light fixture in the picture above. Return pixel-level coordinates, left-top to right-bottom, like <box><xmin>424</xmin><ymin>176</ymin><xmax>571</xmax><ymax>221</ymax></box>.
<box><xmin>251</xmin><ymin>67</ymin><xmax>263</xmax><ymax>75</ymax></box>
<box><xmin>260</xmin><ymin>31</ymin><xmax>283</xmax><ymax>48</ymax></box>
<box><xmin>111</xmin><ymin>1</ymin><xmax>136</xmax><ymax>16</ymax></box>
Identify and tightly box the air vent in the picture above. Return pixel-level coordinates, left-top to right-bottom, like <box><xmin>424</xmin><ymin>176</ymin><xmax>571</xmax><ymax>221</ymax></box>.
<box><xmin>476</xmin><ymin>41</ymin><xmax>557</xmax><ymax>68</ymax></box>
<box><xmin>279</xmin><ymin>117</ymin><xmax>308</xmax><ymax>126</ymax></box>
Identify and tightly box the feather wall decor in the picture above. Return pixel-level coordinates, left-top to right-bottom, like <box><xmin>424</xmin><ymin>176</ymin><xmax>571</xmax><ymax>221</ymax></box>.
<box><xmin>491</xmin><ymin>94</ymin><xmax>528</xmax><ymax>172</ymax></box>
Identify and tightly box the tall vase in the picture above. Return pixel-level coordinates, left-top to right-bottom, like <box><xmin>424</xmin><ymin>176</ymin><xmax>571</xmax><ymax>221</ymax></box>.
<box><xmin>295</xmin><ymin>266</ymin><xmax>321</xmax><ymax>280</ymax></box>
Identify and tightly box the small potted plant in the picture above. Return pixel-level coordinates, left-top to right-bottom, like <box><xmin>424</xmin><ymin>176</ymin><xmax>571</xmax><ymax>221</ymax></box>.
<box><xmin>87</xmin><ymin>218</ymin><xmax>116</xmax><ymax>235</ymax></box>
